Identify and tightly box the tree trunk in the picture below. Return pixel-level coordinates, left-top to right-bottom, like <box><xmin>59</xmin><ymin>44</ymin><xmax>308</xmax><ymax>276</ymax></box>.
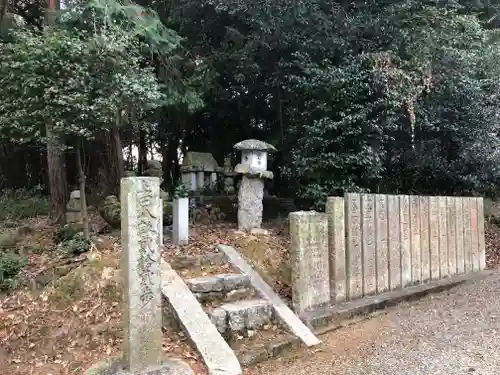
<box><xmin>138</xmin><ymin>127</ymin><xmax>148</xmax><ymax>175</ymax></box>
<box><xmin>100</xmin><ymin>124</ymin><xmax>124</xmax><ymax>196</ymax></box>
<box><xmin>46</xmin><ymin>122</ymin><xmax>68</xmax><ymax>223</ymax></box>
<box><xmin>76</xmin><ymin>139</ymin><xmax>90</xmax><ymax>240</ymax></box>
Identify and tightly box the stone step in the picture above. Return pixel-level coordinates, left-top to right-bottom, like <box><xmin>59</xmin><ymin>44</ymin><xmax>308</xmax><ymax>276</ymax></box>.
<box><xmin>186</xmin><ymin>273</ymin><xmax>250</xmax><ymax>293</ymax></box>
<box><xmin>207</xmin><ymin>299</ymin><xmax>274</xmax><ymax>336</ymax></box>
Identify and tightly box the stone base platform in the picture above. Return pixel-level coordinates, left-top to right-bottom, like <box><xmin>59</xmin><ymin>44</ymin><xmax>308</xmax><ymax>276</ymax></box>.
<box><xmin>84</xmin><ymin>357</ymin><xmax>194</xmax><ymax>375</ymax></box>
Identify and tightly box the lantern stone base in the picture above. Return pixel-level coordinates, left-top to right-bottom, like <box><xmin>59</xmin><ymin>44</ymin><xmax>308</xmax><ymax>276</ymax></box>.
<box><xmin>84</xmin><ymin>357</ymin><xmax>194</xmax><ymax>375</ymax></box>
<box><xmin>237</xmin><ymin>176</ymin><xmax>264</xmax><ymax>231</ymax></box>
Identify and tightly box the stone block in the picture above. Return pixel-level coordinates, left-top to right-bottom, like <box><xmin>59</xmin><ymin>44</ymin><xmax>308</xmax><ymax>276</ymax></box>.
<box><xmin>326</xmin><ymin>197</ymin><xmax>346</xmax><ymax>303</ymax></box>
<box><xmin>172</xmin><ymin>198</ymin><xmax>189</xmax><ymax>245</ymax></box>
<box><xmin>463</xmin><ymin>198</ymin><xmax>473</xmax><ymax>273</ymax></box>
<box><xmin>186</xmin><ymin>276</ymin><xmax>224</xmax><ymax>293</ymax></box>
<box><xmin>208</xmin><ymin>307</ymin><xmax>228</xmax><ymax>334</ymax></box>
<box><xmin>470</xmin><ymin>197</ymin><xmax>479</xmax><ymax>271</ymax></box>
<box><xmin>387</xmin><ymin>195</ymin><xmax>401</xmax><ymax>290</ymax></box>
<box><xmin>120</xmin><ymin>177</ymin><xmax>163</xmax><ymax>373</ymax></box>
<box><xmin>238</xmin><ymin>176</ymin><xmax>264</xmax><ymax>230</ymax></box>
<box><xmin>345</xmin><ymin>193</ymin><xmax>363</xmax><ymax>299</ymax></box>
<box><xmin>438</xmin><ymin>196</ymin><xmax>449</xmax><ymax>278</ymax></box>
<box><xmin>399</xmin><ymin>195</ymin><xmax>411</xmax><ymax>286</ymax></box>
<box><xmin>409</xmin><ymin>195</ymin><xmax>421</xmax><ymax>284</ymax></box>
<box><xmin>221</xmin><ymin>274</ymin><xmax>251</xmax><ymax>291</ymax></box>
<box><xmin>477</xmin><ymin>197</ymin><xmax>486</xmax><ymax>270</ymax></box>
<box><xmin>455</xmin><ymin>198</ymin><xmax>465</xmax><ymax>274</ymax></box>
<box><xmin>289</xmin><ymin>211</ymin><xmax>330</xmax><ymax>314</ymax></box>
<box><xmin>446</xmin><ymin>197</ymin><xmax>457</xmax><ymax>276</ymax></box>
<box><xmin>419</xmin><ymin>196</ymin><xmax>431</xmax><ymax>282</ymax></box>
<box><xmin>429</xmin><ymin>196</ymin><xmax>440</xmax><ymax>280</ymax></box>
<box><xmin>375</xmin><ymin>194</ymin><xmax>389</xmax><ymax>293</ymax></box>
<box><xmin>361</xmin><ymin>194</ymin><xmax>376</xmax><ymax>295</ymax></box>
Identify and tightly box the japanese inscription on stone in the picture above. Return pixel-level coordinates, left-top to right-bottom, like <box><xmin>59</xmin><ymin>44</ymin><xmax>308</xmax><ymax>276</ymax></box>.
<box><xmin>438</xmin><ymin>196</ymin><xmax>448</xmax><ymax>278</ymax></box>
<box><xmin>419</xmin><ymin>196</ymin><xmax>431</xmax><ymax>282</ymax></box>
<box><xmin>462</xmin><ymin>198</ymin><xmax>473</xmax><ymax>272</ymax></box>
<box><xmin>409</xmin><ymin>196</ymin><xmax>421</xmax><ymax>284</ymax></box>
<box><xmin>446</xmin><ymin>197</ymin><xmax>457</xmax><ymax>276</ymax></box>
<box><xmin>470</xmin><ymin>197</ymin><xmax>479</xmax><ymax>271</ymax></box>
<box><xmin>429</xmin><ymin>197</ymin><xmax>440</xmax><ymax>280</ymax></box>
<box><xmin>387</xmin><ymin>195</ymin><xmax>401</xmax><ymax>290</ymax></box>
<box><xmin>455</xmin><ymin>198</ymin><xmax>465</xmax><ymax>274</ymax></box>
<box><xmin>326</xmin><ymin>197</ymin><xmax>346</xmax><ymax>303</ymax></box>
<box><xmin>361</xmin><ymin>194</ymin><xmax>376</xmax><ymax>296</ymax></box>
<box><xmin>400</xmin><ymin>195</ymin><xmax>411</xmax><ymax>286</ymax></box>
<box><xmin>346</xmin><ymin>193</ymin><xmax>363</xmax><ymax>299</ymax></box>
<box><xmin>375</xmin><ymin>194</ymin><xmax>389</xmax><ymax>293</ymax></box>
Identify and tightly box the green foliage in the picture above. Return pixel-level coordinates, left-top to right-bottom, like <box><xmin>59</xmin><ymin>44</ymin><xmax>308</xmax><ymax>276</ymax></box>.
<box><xmin>0</xmin><ymin>252</ymin><xmax>28</xmax><ymax>292</ymax></box>
<box><xmin>173</xmin><ymin>181</ymin><xmax>189</xmax><ymax>198</ymax></box>
<box><xmin>0</xmin><ymin>188</ymin><xmax>50</xmax><ymax>220</ymax></box>
<box><xmin>58</xmin><ymin>235</ymin><xmax>91</xmax><ymax>256</ymax></box>
<box><xmin>53</xmin><ymin>225</ymin><xmax>78</xmax><ymax>244</ymax></box>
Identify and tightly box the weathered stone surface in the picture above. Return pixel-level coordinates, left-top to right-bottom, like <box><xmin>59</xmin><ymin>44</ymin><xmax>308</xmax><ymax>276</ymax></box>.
<box><xmin>470</xmin><ymin>197</ymin><xmax>479</xmax><ymax>272</ymax></box>
<box><xmin>455</xmin><ymin>198</ymin><xmax>465</xmax><ymax>274</ymax></box>
<box><xmin>419</xmin><ymin>196</ymin><xmax>431</xmax><ymax>282</ymax></box>
<box><xmin>375</xmin><ymin>194</ymin><xmax>389</xmax><ymax>293</ymax></box>
<box><xmin>289</xmin><ymin>211</ymin><xmax>330</xmax><ymax>314</ymax></box>
<box><xmin>462</xmin><ymin>198</ymin><xmax>472</xmax><ymax>272</ymax></box>
<box><xmin>233</xmin><ymin>139</ymin><xmax>277</xmax><ymax>152</ymax></box>
<box><xmin>208</xmin><ymin>307</ymin><xmax>228</xmax><ymax>334</ymax></box>
<box><xmin>446</xmin><ymin>197</ymin><xmax>457</xmax><ymax>276</ymax></box>
<box><xmin>399</xmin><ymin>195</ymin><xmax>411</xmax><ymax>287</ymax></box>
<box><xmin>409</xmin><ymin>196</ymin><xmax>421</xmax><ymax>284</ymax></box>
<box><xmin>222</xmin><ymin>274</ymin><xmax>251</xmax><ymax>290</ymax></box>
<box><xmin>429</xmin><ymin>196</ymin><xmax>440</xmax><ymax>280</ymax></box>
<box><xmin>387</xmin><ymin>195</ymin><xmax>401</xmax><ymax>290</ymax></box>
<box><xmin>361</xmin><ymin>194</ymin><xmax>376</xmax><ymax>295</ymax></box>
<box><xmin>187</xmin><ymin>276</ymin><xmax>224</xmax><ymax>293</ymax></box>
<box><xmin>84</xmin><ymin>357</ymin><xmax>195</xmax><ymax>375</ymax></box>
<box><xmin>161</xmin><ymin>261</ymin><xmax>242</xmax><ymax>375</ymax></box>
<box><xmin>226</xmin><ymin>299</ymin><xmax>273</xmax><ymax>330</ymax></box>
<box><xmin>217</xmin><ymin>244</ymin><xmax>321</xmax><ymax>347</ymax></box>
<box><xmin>120</xmin><ymin>177</ymin><xmax>163</xmax><ymax>373</ymax></box>
<box><xmin>181</xmin><ymin>152</ymin><xmax>219</xmax><ymax>172</ymax></box>
<box><xmin>172</xmin><ymin>198</ymin><xmax>189</xmax><ymax>245</ymax></box>
<box><xmin>438</xmin><ymin>196</ymin><xmax>449</xmax><ymax>278</ymax></box>
<box><xmin>477</xmin><ymin>197</ymin><xmax>486</xmax><ymax>270</ymax></box>
<box><xmin>325</xmin><ymin>197</ymin><xmax>346</xmax><ymax>303</ymax></box>
<box><xmin>238</xmin><ymin>176</ymin><xmax>264</xmax><ymax>230</ymax></box>
<box><xmin>346</xmin><ymin>193</ymin><xmax>363</xmax><ymax>299</ymax></box>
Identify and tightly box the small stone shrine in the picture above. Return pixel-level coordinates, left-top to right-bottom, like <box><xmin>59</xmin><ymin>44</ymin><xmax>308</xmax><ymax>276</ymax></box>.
<box><xmin>66</xmin><ymin>190</ymin><xmax>83</xmax><ymax>225</ymax></box>
<box><xmin>180</xmin><ymin>152</ymin><xmax>220</xmax><ymax>191</ymax></box>
<box><xmin>233</xmin><ymin>139</ymin><xmax>276</xmax><ymax>231</ymax></box>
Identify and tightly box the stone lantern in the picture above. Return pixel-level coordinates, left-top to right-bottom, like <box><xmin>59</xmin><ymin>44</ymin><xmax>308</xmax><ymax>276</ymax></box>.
<box><xmin>233</xmin><ymin>139</ymin><xmax>276</xmax><ymax>230</ymax></box>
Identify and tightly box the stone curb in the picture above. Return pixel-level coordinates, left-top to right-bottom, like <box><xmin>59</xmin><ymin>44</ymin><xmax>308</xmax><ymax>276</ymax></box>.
<box><xmin>238</xmin><ymin>270</ymin><xmax>494</xmax><ymax>367</ymax></box>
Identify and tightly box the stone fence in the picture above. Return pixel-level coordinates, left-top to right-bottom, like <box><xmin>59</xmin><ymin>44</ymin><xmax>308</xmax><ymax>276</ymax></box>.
<box><xmin>290</xmin><ymin>194</ymin><xmax>486</xmax><ymax>315</ymax></box>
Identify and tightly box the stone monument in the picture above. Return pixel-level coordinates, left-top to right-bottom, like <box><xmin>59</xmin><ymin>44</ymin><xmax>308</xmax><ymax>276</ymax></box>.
<box><xmin>180</xmin><ymin>152</ymin><xmax>220</xmax><ymax>191</ymax></box>
<box><xmin>233</xmin><ymin>139</ymin><xmax>276</xmax><ymax>231</ymax></box>
<box><xmin>66</xmin><ymin>190</ymin><xmax>83</xmax><ymax>225</ymax></box>
<box><xmin>85</xmin><ymin>177</ymin><xmax>193</xmax><ymax>375</ymax></box>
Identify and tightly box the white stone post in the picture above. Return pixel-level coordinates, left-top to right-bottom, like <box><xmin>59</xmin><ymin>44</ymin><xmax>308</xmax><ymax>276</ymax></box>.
<box><xmin>120</xmin><ymin>177</ymin><xmax>163</xmax><ymax>372</ymax></box>
<box><xmin>196</xmin><ymin>171</ymin><xmax>205</xmax><ymax>190</ymax></box>
<box><xmin>173</xmin><ymin>197</ymin><xmax>189</xmax><ymax>245</ymax></box>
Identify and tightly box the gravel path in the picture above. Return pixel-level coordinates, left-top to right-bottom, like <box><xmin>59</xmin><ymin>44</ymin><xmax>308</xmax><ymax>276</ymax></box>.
<box><xmin>247</xmin><ymin>271</ymin><xmax>500</xmax><ymax>375</ymax></box>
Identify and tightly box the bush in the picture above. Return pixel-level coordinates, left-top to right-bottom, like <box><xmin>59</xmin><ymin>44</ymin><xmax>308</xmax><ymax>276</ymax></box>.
<box><xmin>0</xmin><ymin>252</ymin><xmax>28</xmax><ymax>291</ymax></box>
<box><xmin>0</xmin><ymin>187</ymin><xmax>50</xmax><ymax>221</ymax></box>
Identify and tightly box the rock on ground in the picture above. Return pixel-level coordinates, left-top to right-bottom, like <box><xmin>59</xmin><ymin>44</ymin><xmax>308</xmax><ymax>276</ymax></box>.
<box><xmin>248</xmin><ymin>271</ymin><xmax>500</xmax><ymax>375</ymax></box>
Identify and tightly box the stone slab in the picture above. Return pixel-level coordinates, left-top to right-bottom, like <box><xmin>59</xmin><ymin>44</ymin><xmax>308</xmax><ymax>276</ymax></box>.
<box><xmin>160</xmin><ymin>261</ymin><xmax>242</xmax><ymax>375</ymax></box>
<box><xmin>361</xmin><ymin>194</ymin><xmax>376</xmax><ymax>296</ymax></box>
<box><xmin>446</xmin><ymin>197</ymin><xmax>457</xmax><ymax>276</ymax></box>
<box><xmin>419</xmin><ymin>196</ymin><xmax>431</xmax><ymax>282</ymax></box>
<box><xmin>409</xmin><ymin>195</ymin><xmax>421</xmax><ymax>284</ymax></box>
<box><xmin>84</xmin><ymin>357</ymin><xmax>195</xmax><ymax>375</ymax></box>
<box><xmin>238</xmin><ymin>176</ymin><xmax>264</xmax><ymax>230</ymax></box>
<box><xmin>477</xmin><ymin>197</ymin><xmax>486</xmax><ymax>270</ymax></box>
<box><xmin>345</xmin><ymin>193</ymin><xmax>363</xmax><ymax>299</ymax></box>
<box><xmin>172</xmin><ymin>198</ymin><xmax>189</xmax><ymax>245</ymax></box>
<box><xmin>374</xmin><ymin>194</ymin><xmax>389</xmax><ymax>293</ymax></box>
<box><xmin>470</xmin><ymin>197</ymin><xmax>479</xmax><ymax>272</ymax></box>
<box><xmin>120</xmin><ymin>177</ymin><xmax>163</xmax><ymax>372</ymax></box>
<box><xmin>455</xmin><ymin>198</ymin><xmax>465</xmax><ymax>274</ymax></box>
<box><xmin>387</xmin><ymin>195</ymin><xmax>401</xmax><ymax>290</ymax></box>
<box><xmin>463</xmin><ymin>198</ymin><xmax>473</xmax><ymax>273</ymax></box>
<box><xmin>217</xmin><ymin>244</ymin><xmax>321</xmax><ymax>347</ymax></box>
<box><xmin>429</xmin><ymin>196</ymin><xmax>440</xmax><ymax>280</ymax></box>
<box><xmin>325</xmin><ymin>197</ymin><xmax>346</xmax><ymax>303</ymax></box>
<box><xmin>400</xmin><ymin>195</ymin><xmax>411</xmax><ymax>287</ymax></box>
<box><xmin>438</xmin><ymin>196</ymin><xmax>449</xmax><ymax>278</ymax></box>
<box><xmin>289</xmin><ymin>211</ymin><xmax>330</xmax><ymax>314</ymax></box>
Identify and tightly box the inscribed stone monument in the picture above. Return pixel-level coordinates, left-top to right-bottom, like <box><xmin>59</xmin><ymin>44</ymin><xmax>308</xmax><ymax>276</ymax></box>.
<box><xmin>462</xmin><ymin>198</ymin><xmax>473</xmax><ymax>272</ymax></box>
<box><xmin>409</xmin><ymin>195</ymin><xmax>421</xmax><ymax>284</ymax></box>
<box><xmin>446</xmin><ymin>197</ymin><xmax>457</xmax><ymax>276</ymax></box>
<box><xmin>470</xmin><ymin>197</ymin><xmax>479</xmax><ymax>271</ymax></box>
<box><xmin>345</xmin><ymin>193</ymin><xmax>363</xmax><ymax>299</ymax></box>
<box><xmin>325</xmin><ymin>197</ymin><xmax>346</xmax><ymax>303</ymax></box>
<box><xmin>361</xmin><ymin>194</ymin><xmax>376</xmax><ymax>295</ymax></box>
<box><xmin>419</xmin><ymin>196</ymin><xmax>430</xmax><ymax>282</ymax></box>
<box><xmin>387</xmin><ymin>195</ymin><xmax>401</xmax><ymax>290</ymax></box>
<box><xmin>477</xmin><ymin>197</ymin><xmax>486</xmax><ymax>270</ymax></box>
<box><xmin>429</xmin><ymin>196</ymin><xmax>440</xmax><ymax>279</ymax></box>
<box><xmin>400</xmin><ymin>195</ymin><xmax>411</xmax><ymax>286</ymax></box>
<box><xmin>455</xmin><ymin>198</ymin><xmax>465</xmax><ymax>274</ymax></box>
<box><xmin>374</xmin><ymin>194</ymin><xmax>389</xmax><ymax>293</ymax></box>
<box><xmin>438</xmin><ymin>196</ymin><xmax>449</xmax><ymax>278</ymax></box>
<box><xmin>289</xmin><ymin>211</ymin><xmax>330</xmax><ymax>315</ymax></box>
